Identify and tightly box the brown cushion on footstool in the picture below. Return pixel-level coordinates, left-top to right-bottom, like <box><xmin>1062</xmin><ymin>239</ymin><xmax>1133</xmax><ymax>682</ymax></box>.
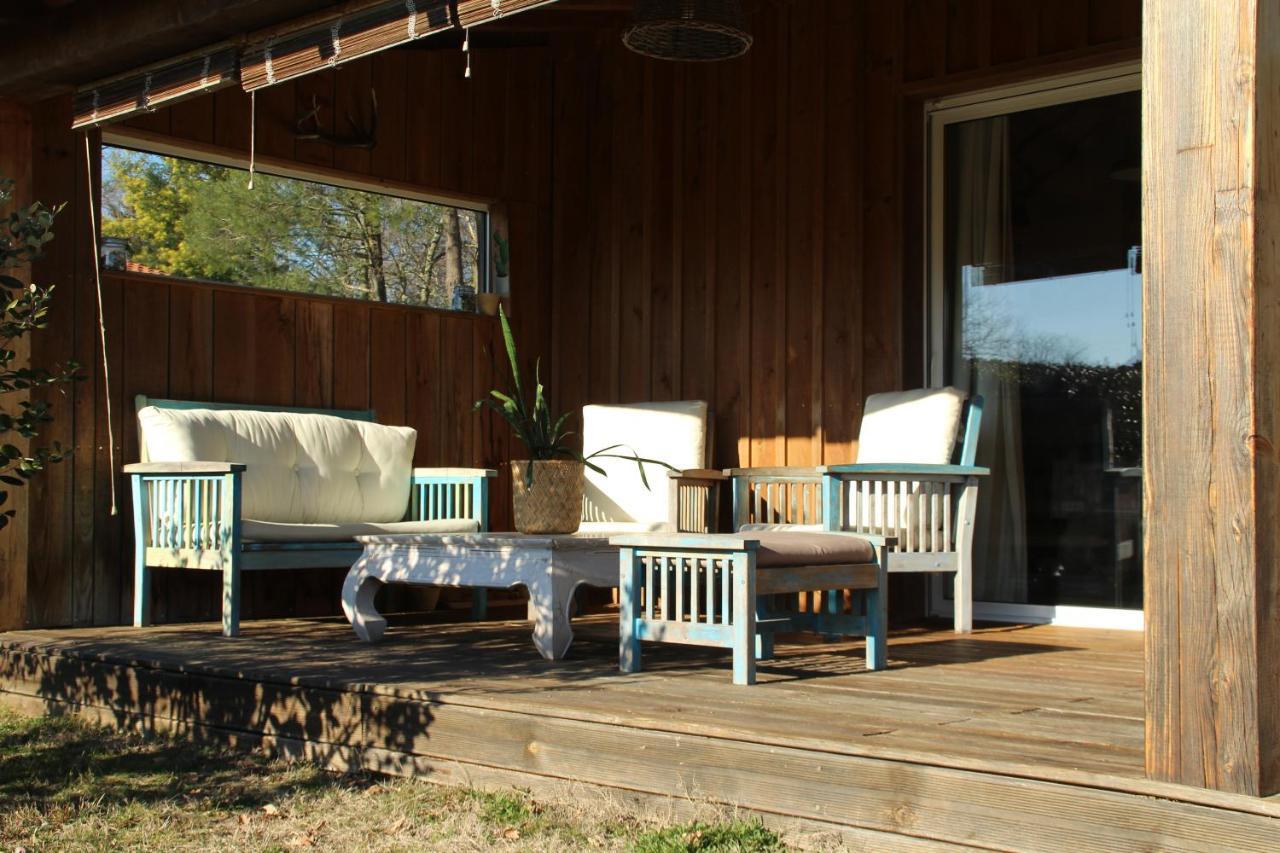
<box><xmin>751</xmin><ymin>531</ymin><xmax>876</xmax><ymax>567</ymax></box>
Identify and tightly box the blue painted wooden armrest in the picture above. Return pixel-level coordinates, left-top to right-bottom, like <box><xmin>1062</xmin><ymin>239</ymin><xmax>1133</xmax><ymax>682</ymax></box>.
<box><xmin>722</xmin><ymin>466</ymin><xmax>822</xmax><ymax>478</ymax></box>
<box><xmin>668</xmin><ymin>468</ymin><xmax>730</xmax><ymax>482</ymax></box>
<box><xmin>817</xmin><ymin>463</ymin><xmax>990</xmax><ymax>478</ymax></box>
<box><xmin>128</xmin><ymin>462</ymin><xmax>245</xmax><ymax>635</ymax></box>
<box><xmin>408</xmin><ymin>468</ymin><xmax>497</xmax><ymax>530</ymax></box>
<box><xmin>124</xmin><ymin>462</ymin><xmax>246</xmax><ymax>474</ymax></box>
<box><xmin>412</xmin><ymin>467</ymin><xmax>498</xmax><ymax>480</ymax></box>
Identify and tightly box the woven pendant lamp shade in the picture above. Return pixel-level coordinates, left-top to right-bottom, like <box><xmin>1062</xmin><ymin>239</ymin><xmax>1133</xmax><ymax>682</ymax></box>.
<box><xmin>623</xmin><ymin>0</ymin><xmax>753</xmax><ymax>62</ymax></box>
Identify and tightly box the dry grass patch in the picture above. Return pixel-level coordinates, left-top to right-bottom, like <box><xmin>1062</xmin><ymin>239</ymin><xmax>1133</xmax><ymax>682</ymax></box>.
<box><xmin>0</xmin><ymin>707</ymin><xmax>812</xmax><ymax>851</ymax></box>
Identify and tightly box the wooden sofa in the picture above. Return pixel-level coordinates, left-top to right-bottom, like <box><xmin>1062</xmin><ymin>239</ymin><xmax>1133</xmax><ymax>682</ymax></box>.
<box><xmin>126</xmin><ymin>396</ymin><xmax>495</xmax><ymax>636</ymax></box>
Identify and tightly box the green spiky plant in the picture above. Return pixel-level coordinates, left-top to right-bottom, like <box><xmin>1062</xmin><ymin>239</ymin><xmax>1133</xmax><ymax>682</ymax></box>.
<box><xmin>475</xmin><ymin>305</ymin><xmax>673</xmax><ymax>487</ymax></box>
<box><xmin>0</xmin><ymin>177</ymin><xmax>79</xmax><ymax>531</ymax></box>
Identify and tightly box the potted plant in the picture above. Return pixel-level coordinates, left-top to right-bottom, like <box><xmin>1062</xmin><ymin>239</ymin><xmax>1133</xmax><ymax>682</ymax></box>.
<box><xmin>476</xmin><ymin>306</ymin><xmax>670</xmax><ymax>534</ymax></box>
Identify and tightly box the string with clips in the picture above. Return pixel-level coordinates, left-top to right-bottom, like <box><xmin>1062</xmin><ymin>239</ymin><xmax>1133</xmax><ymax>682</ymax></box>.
<box><xmin>81</xmin><ymin>54</ymin><xmax>217</xmax><ymax>514</ymax></box>
<box><xmin>464</xmin><ymin>0</ymin><xmax>512</xmax><ymax>79</ymax></box>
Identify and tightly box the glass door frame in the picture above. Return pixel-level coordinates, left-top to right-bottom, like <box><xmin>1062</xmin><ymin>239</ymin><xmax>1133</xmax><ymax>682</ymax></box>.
<box><xmin>924</xmin><ymin>62</ymin><xmax>1144</xmax><ymax>631</ymax></box>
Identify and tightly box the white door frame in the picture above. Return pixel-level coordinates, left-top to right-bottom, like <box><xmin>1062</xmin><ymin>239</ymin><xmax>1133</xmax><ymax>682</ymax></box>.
<box><xmin>924</xmin><ymin>62</ymin><xmax>1144</xmax><ymax>631</ymax></box>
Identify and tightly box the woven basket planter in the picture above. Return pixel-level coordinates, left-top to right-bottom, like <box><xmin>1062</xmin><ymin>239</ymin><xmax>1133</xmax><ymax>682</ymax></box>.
<box><xmin>510</xmin><ymin>459</ymin><xmax>584</xmax><ymax>534</ymax></box>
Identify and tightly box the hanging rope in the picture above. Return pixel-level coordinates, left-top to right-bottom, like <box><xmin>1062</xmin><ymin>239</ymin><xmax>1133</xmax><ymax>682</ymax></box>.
<box><xmin>82</xmin><ymin>132</ymin><xmax>117</xmax><ymax>516</ymax></box>
<box><xmin>463</xmin><ymin>27</ymin><xmax>472</xmax><ymax>79</ymax></box>
<box><xmin>248</xmin><ymin>90</ymin><xmax>257</xmax><ymax>189</ymax></box>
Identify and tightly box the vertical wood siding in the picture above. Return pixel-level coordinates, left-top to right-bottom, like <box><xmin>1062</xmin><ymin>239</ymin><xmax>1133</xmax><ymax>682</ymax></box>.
<box><xmin>16</xmin><ymin>0</ymin><xmax>1138</xmax><ymax>627</ymax></box>
<box><xmin>545</xmin><ymin>0</ymin><xmax>1139</xmax><ymax>469</ymax></box>
<box><xmin>24</xmin><ymin>47</ymin><xmax>553</xmax><ymax>626</ymax></box>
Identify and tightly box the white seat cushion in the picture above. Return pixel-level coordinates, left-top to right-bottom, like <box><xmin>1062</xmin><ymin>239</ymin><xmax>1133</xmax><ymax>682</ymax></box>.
<box><xmin>576</xmin><ymin>520</ymin><xmax>675</xmax><ymax>537</ymax></box>
<box><xmin>581</xmin><ymin>401</ymin><xmax>708</xmax><ymax>527</ymax></box>
<box><xmin>856</xmin><ymin>387</ymin><xmax>966</xmax><ymax>465</ymax></box>
<box><xmin>138</xmin><ymin>406</ymin><xmax>416</xmax><ymax>524</ymax></box>
<box><xmin>241</xmin><ymin>518</ymin><xmax>479</xmax><ymax>543</ymax></box>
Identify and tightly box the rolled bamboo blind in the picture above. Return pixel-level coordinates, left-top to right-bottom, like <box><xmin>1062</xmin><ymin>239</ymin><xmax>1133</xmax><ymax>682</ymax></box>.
<box><xmin>240</xmin><ymin>0</ymin><xmax>454</xmax><ymax>92</ymax></box>
<box><xmin>71</xmin><ymin>46</ymin><xmax>238</xmax><ymax>130</ymax></box>
<box><xmin>71</xmin><ymin>0</ymin><xmax>564</xmax><ymax>128</ymax></box>
<box><xmin>454</xmin><ymin>0</ymin><xmax>559</xmax><ymax>28</ymax></box>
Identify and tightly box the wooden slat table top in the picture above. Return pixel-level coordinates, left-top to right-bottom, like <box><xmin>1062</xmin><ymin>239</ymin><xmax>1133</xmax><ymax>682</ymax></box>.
<box><xmin>2</xmin><ymin>617</ymin><xmax>1277</xmax><ymax>823</ymax></box>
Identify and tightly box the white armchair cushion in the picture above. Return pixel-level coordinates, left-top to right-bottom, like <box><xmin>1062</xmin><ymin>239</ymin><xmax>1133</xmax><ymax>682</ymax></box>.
<box><xmin>581</xmin><ymin>400</ymin><xmax>708</xmax><ymax>527</ymax></box>
<box><xmin>577</xmin><ymin>520</ymin><xmax>676</xmax><ymax>537</ymax></box>
<box><xmin>847</xmin><ymin>387</ymin><xmax>967</xmax><ymax>535</ymax></box>
<box><xmin>137</xmin><ymin>406</ymin><xmax>416</xmax><ymax>524</ymax></box>
<box><xmin>856</xmin><ymin>387</ymin><xmax>966</xmax><ymax>465</ymax></box>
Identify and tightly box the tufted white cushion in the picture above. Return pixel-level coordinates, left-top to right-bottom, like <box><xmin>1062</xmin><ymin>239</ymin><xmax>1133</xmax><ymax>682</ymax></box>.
<box><xmin>137</xmin><ymin>407</ymin><xmax>416</xmax><ymax>524</ymax></box>
<box><xmin>856</xmin><ymin>387</ymin><xmax>966</xmax><ymax>465</ymax></box>
<box><xmin>581</xmin><ymin>401</ymin><xmax>708</xmax><ymax>527</ymax></box>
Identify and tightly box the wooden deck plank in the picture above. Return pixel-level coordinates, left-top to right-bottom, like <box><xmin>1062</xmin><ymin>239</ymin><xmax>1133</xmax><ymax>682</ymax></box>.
<box><xmin>2</xmin><ymin>618</ymin><xmax>1278</xmax><ymax>849</ymax></box>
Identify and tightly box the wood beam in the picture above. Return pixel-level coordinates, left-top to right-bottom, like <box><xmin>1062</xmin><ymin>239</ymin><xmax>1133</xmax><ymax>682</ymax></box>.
<box><xmin>0</xmin><ymin>0</ymin><xmax>331</xmax><ymax>100</ymax></box>
<box><xmin>0</xmin><ymin>97</ymin><xmax>32</xmax><ymax>631</ymax></box>
<box><xmin>1143</xmin><ymin>0</ymin><xmax>1280</xmax><ymax>797</ymax></box>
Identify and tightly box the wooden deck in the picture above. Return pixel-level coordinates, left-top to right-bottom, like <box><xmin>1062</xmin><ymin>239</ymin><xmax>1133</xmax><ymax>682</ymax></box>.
<box><xmin>2</xmin><ymin>616</ymin><xmax>1277</xmax><ymax>850</ymax></box>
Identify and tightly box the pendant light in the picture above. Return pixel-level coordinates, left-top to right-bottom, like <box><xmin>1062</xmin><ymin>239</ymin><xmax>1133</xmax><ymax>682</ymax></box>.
<box><xmin>623</xmin><ymin>0</ymin><xmax>753</xmax><ymax>62</ymax></box>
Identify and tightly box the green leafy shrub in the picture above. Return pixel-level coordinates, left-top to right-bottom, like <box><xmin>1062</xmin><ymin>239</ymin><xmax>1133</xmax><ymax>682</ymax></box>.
<box><xmin>0</xmin><ymin>177</ymin><xmax>79</xmax><ymax>530</ymax></box>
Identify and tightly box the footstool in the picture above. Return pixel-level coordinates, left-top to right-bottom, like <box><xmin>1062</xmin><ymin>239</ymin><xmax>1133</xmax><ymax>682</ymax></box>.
<box><xmin>612</xmin><ymin>531</ymin><xmax>891</xmax><ymax>685</ymax></box>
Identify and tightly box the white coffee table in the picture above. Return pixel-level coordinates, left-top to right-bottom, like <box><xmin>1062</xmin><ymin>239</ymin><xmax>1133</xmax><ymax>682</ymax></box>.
<box><xmin>341</xmin><ymin>533</ymin><xmax>618</xmax><ymax>659</ymax></box>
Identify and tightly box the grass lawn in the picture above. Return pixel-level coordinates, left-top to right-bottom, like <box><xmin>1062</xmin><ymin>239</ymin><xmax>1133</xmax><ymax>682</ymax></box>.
<box><xmin>0</xmin><ymin>707</ymin><xmax>809</xmax><ymax>852</ymax></box>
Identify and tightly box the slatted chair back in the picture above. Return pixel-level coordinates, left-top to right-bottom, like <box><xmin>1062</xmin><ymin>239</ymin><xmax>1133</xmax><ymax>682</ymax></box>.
<box><xmin>729</xmin><ymin>389</ymin><xmax>982</xmax><ymax>531</ymax></box>
<box><xmin>725</xmin><ymin>388</ymin><xmax>988</xmax><ymax>632</ymax></box>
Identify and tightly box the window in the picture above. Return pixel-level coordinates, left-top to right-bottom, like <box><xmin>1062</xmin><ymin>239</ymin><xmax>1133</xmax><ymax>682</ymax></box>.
<box><xmin>927</xmin><ymin>67</ymin><xmax>1144</xmax><ymax>629</ymax></box>
<box><xmin>100</xmin><ymin>144</ymin><xmax>488</xmax><ymax>311</ymax></box>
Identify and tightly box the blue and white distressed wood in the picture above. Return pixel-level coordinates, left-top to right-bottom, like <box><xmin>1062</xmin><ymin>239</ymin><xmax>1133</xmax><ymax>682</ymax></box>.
<box><xmin>128</xmin><ymin>396</ymin><xmax>496</xmax><ymax>637</ymax></box>
<box><xmin>612</xmin><ymin>533</ymin><xmax>890</xmax><ymax>685</ymax></box>
<box><xmin>343</xmin><ymin>533</ymin><xmax>618</xmax><ymax>658</ymax></box>
<box><xmin>724</xmin><ymin>394</ymin><xmax>988</xmax><ymax>633</ymax></box>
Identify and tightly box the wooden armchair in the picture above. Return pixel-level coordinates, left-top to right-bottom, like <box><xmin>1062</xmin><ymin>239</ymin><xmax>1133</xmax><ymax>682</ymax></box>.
<box><xmin>726</xmin><ymin>388</ymin><xmax>988</xmax><ymax>631</ymax></box>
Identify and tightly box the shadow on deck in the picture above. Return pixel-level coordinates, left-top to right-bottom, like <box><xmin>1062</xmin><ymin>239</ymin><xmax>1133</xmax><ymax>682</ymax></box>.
<box><xmin>1</xmin><ymin>615</ymin><xmax>1276</xmax><ymax>850</ymax></box>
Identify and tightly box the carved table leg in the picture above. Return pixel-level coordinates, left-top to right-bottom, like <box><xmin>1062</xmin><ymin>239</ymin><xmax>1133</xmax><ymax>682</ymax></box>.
<box><xmin>526</xmin><ymin>569</ymin><xmax>579</xmax><ymax>660</ymax></box>
<box><xmin>342</xmin><ymin>561</ymin><xmax>387</xmax><ymax>643</ymax></box>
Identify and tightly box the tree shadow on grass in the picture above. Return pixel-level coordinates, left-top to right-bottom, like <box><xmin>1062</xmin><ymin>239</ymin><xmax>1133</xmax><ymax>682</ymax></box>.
<box><xmin>0</xmin><ymin>710</ymin><xmax>356</xmax><ymax>812</ymax></box>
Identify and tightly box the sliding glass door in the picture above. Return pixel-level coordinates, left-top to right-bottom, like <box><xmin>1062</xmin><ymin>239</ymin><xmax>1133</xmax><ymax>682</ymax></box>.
<box><xmin>927</xmin><ymin>67</ymin><xmax>1143</xmax><ymax>629</ymax></box>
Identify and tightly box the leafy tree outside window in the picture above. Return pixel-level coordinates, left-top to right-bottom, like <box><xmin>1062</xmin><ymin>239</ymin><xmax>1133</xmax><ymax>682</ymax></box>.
<box><xmin>100</xmin><ymin>146</ymin><xmax>485</xmax><ymax>310</ymax></box>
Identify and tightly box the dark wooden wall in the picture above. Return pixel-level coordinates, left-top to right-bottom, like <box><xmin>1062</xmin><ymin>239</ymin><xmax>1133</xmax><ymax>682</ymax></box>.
<box><xmin>23</xmin><ymin>47</ymin><xmax>552</xmax><ymax>627</ymax></box>
<box><xmin>11</xmin><ymin>0</ymin><xmax>1140</xmax><ymax>629</ymax></box>
<box><xmin>544</xmin><ymin>0</ymin><xmax>1141</xmax><ymax>476</ymax></box>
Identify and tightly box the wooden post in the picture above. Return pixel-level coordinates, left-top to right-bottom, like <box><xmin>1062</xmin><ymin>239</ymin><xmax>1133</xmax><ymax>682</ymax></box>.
<box><xmin>1144</xmin><ymin>0</ymin><xmax>1280</xmax><ymax>796</ymax></box>
<box><xmin>0</xmin><ymin>97</ymin><xmax>32</xmax><ymax>631</ymax></box>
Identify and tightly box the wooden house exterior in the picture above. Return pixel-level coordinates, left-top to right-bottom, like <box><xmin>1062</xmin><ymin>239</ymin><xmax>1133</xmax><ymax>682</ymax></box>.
<box><xmin>0</xmin><ymin>0</ymin><xmax>1277</xmax><ymax>839</ymax></box>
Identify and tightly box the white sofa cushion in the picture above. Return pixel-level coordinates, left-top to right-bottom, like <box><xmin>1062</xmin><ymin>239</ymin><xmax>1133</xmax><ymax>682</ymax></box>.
<box><xmin>137</xmin><ymin>406</ymin><xmax>416</xmax><ymax>524</ymax></box>
<box><xmin>241</xmin><ymin>517</ymin><xmax>478</xmax><ymax>543</ymax></box>
<box><xmin>581</xmin><ymin>400</ymin><xmax>708</xmax><ymax>527</ymax></box>
<box><xmin>856</xmin><ymin>387</ymin><xmax>966</xmax><ymax>465</ymax></box>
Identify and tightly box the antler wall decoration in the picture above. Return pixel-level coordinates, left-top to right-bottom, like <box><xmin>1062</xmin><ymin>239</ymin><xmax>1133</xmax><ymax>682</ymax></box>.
<box><xmin>294</xmin><ymin>88</ymin><xmax>379</xmax><ymax>149</ymax></box>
